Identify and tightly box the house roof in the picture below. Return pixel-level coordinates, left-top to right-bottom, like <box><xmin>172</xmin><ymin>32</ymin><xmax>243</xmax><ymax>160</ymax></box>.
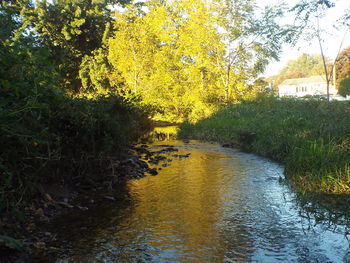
<box><xmin>280</xmin><ymin>75</ymin><xmax>327</xmax><ymax>86</ymax></box>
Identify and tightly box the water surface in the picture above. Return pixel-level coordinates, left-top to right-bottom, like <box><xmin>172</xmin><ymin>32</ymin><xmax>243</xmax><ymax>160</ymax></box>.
<box><xmin>41</xmin><ymin>140</ymin><xmax>350</xmax><ymax>262</ymax></box>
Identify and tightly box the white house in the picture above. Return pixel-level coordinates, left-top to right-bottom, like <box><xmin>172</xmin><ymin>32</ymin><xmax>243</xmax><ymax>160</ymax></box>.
<box><xmin>278</xmin><ymin>75</ymin><xmax>337</xmax><ymax>98</ymax></box>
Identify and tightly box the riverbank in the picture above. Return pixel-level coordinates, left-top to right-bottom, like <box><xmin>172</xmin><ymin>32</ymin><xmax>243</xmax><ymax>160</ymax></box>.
<box><xmin>1</xmin><ymin>141</ymin><xmax>175</xmax><ymax>262</ymax></box>
<box><xmin>179</xmin><ymin>97</ymin><xmax>350</xmax><ymax>194</ymax></box>
<box><xmin>0</xmin><ymin>90</ymin><xmax>153</xmax><ymax>259</ymax></box>
<box><xmin>16</xmin><ymin>140</ymin><xmax>350</xmax><ymax>263</ymax></box>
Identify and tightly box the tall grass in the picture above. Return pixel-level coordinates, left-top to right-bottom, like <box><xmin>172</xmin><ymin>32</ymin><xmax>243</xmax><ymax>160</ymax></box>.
<box><xmin>179</xmin><ymin>97</ymin><xmax>350</xmax><ymax>194</ymax></box>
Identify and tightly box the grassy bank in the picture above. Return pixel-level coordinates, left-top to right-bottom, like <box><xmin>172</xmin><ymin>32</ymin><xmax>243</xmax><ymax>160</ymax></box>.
<box><xmin>179</xmin><ymin>97</ymin><xmax>350</xmax><ymax>194</ymax></box>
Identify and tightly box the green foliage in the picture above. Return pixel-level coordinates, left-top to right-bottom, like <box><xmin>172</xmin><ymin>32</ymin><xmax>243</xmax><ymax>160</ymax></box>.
<box><xmin>0</xmin><ymin>85</ymin><xmax>151</xmax><ymax>212</ymax></box>
<box><xmin>0</xmin><ymin>235</ymin><xmax>23</xmax><ymax>251</ymax></box>
<box><xmin>250</xmin><ymin>78</ymin><xmax>272</xmax><ymax>95</ymax></box>
<box><xmin>179</xmin><ymin>97</ymin><xmax>350</xmax><ymax>194</ymax></box>
<box><xmin>338</xmin><ymin>76</ymin><xmax>350</xmax><ymax>97</ymax></box>
<box><xmin>278</xmin><ymin>53</ymin><xmax>327</xmax><ymax>76</ymax></box>
<box><xmin>291</xmin><ymin>0</ymin><xmax>335</xmax><ymax>21</ymax></box>
<box><xmin>79</xmin><ymin>47</ymin><xmax>116</xmax><ymax>96</ymax></box>
<box><xmin>0</xmin><ymin>1</ymin><xmax>22</xmax><ymax>40</ymax></box>
<box><xmin>0</xmin><ymin>0</ymin><xmax>151</xmax><ymax>215</ymax></box>
<box><xmin>18</xmin><ymin>0</ymin><xmax>129</xmax><ymax>92</ymax></box>
<box><xmin>0</xmin><ymin>0</ymin><xmax>298</xmax><ymax>217</ymax></box>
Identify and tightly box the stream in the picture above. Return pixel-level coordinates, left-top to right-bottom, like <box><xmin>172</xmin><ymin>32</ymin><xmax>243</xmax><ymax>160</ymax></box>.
<box><xmin>33</xmin><ymin>129</ymin><xmax>350</xmax><ymax>262</ymax></box>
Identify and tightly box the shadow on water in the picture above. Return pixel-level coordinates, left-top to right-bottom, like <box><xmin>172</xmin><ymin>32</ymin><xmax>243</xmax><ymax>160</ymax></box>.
<box><xmin>294</xmin><ymin>192</ymin><xmax>350</xmax><ymax>232</ymax></box>
<box><xmin>31</xmin><ymin>127</ymin><xmax>350</xmax><ymax>263</ymax></box>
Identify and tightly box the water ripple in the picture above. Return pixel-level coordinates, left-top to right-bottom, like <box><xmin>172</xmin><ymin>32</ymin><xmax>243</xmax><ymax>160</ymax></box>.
<box><xmin>40</xmin><ymin>140</ymin><xmax>350</xmax><ymax>263</ymax></box>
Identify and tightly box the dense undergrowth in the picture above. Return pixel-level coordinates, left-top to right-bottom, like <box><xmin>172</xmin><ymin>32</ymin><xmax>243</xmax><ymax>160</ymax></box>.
<box><xmin>0</xmin><ymin>85</ymin><xmax>151</xmax><ymax>217</ymax></box>
<box><xmin>179</xmin><ymin>97</ymin><xmax>350</xmax><ymax>194</ymax></box>
<box><xmin>0</xmin><ymin>2</ymin><xmax>154</xmax><ymax>251</ymax></box>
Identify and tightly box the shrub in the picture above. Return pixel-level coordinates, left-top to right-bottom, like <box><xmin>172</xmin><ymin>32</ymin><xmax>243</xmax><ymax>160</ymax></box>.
<box><xmin>0</xmin><ymin>86</ymin><xmax>151</xmax><ymax>213</ymax></box>
<box><xmin>338</xmin><ymin>76</ymin><xmax>350</xmax><ymax>97</ymax></box>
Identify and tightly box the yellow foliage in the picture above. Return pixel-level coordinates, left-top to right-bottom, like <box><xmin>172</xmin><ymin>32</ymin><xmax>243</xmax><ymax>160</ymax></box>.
<box><xmin>107</xmin><ymin>0</ymin><xmax>275</xmax><ymax>121</ymax></box>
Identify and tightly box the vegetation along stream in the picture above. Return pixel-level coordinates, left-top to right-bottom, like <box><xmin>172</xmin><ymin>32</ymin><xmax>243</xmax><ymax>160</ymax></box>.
<box><xmin>31</xmin><ymin>127</ymin><xmax>350</xmax><ymax>263</ymax></box>
<box><xmin>3</xmin><ymin>1</ymin><xmax>350</xmax><ymax>262</ymax></box>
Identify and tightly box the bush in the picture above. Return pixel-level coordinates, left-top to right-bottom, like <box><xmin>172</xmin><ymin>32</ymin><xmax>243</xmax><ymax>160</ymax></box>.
<box><xmin>338</xmin><ymin>76</ymin><xmax>350</xmax><ymax>97</ymax></box>
<box><xmin>0</xmin><ymin>85</ymin><xmax>151</xmax><ymax>213</ymax></box>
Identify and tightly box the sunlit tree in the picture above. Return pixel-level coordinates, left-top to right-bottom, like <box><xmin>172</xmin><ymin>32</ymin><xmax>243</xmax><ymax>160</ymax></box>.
<box><xmin>108</xmin><ymin>0</ymin><xmax>226</xmax><ymax>121</ymax></box>
<box><xmin>108</xmin><ymin>0</ymin><xmax>292</xmax><ymax>121</ymax></box>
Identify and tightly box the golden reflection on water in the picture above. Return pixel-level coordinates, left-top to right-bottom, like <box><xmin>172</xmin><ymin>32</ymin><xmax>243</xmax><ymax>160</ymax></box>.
<box><xmin>39</xmin><ymin>140</ymin><xmax>350</xmax><ymax>263</ymax></box>
<box><xmin>126</xmin><ymin>141</ymin><xmax>253</xmax><ymax>262</ymax></box>
<box><xmin>147</xmin><ymin>126</ymin><xmax>179</xmax><ymax>141</ymax></box>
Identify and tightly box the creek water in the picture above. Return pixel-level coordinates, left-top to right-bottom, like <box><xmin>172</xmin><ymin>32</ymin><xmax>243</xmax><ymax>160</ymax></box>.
<box><xmin>35</xmin><ymin>131</ymin><xmax>350</xmax><ymax>262</ymax></box>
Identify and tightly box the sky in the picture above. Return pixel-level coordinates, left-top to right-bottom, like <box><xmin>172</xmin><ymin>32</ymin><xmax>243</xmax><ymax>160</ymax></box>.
<box><xmin>260</xmin><ymin>0</ymin><xmax>350</xmax><ymax>77</ymax></box>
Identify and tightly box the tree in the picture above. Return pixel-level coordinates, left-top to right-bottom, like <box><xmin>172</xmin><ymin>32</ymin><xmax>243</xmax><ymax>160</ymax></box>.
<box><xmin>0</xmin><ymin>1</ymin><xmax>22</xmax><ymax>41</ymax></box>
<box><xmin>108</xmin><ymin>0</ymin><xmax>226</xmax><ymax>122</ymax></box>
<box><xmin>107</xmin><ymin>0</ymin><xmax>295</xmax><ymax>121</ymax></box>
<box><xmin>20</xmin><ymin>0</ymin><xmax>129</xmax><ymax>93</ymax></box>
<box><xmin>338</xmin><ymin>76</ymin><xmax>350</xmax><ymax>97</ymax></box>
<box><xmin>335</xmin><ymin>45</ymin><xmax>350</xmax><ymax>85</ymax></box>
<box><xmin>291</xmin><ymin>0</ymin><xmax>349</xmax><ymax>100</ymax></box>
<box><xmin>79</xmin><ymin>47</ymin><xmax>115</xmax><ymax>96</ymax></box>
<box><xmin>251</xmin><ymin>78</ymin><xmax>270</xmax><ymax>93</ymax></box>
<box><xmin>213</xmin><ymin>0</ymin><xmax>296</xmax><ymax>102</ymax></box>
<box><xmin>278</xmin><ymin>53</ymin><xmax>328</xmax><ymax>76</ymax></box>
<box><xmin>0</xmin><ymin>1</ymin><xmax>59</xmax><ymax>94</ymax></box>
<box><xmin>108</xmin><ymin>5</ymin><xmax>160</xmax><ymax>94</ymax></box>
